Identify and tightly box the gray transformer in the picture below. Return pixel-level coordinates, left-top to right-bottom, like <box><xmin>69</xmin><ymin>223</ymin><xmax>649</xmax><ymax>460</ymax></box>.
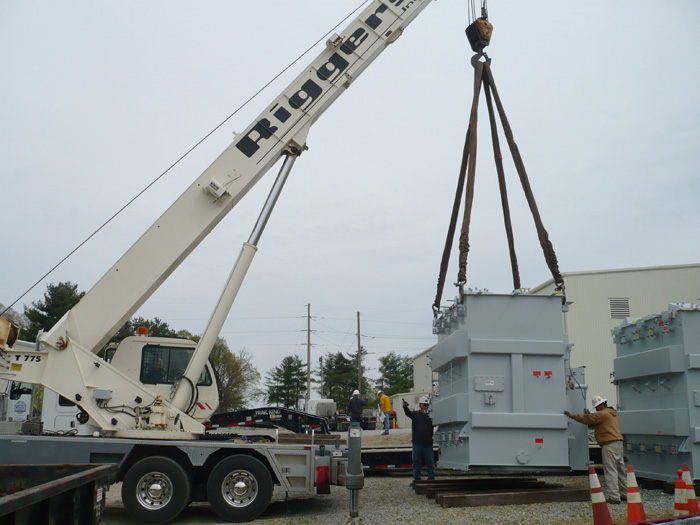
<box><xmin>613</xmin><ymin>303</ymin><xmax>700</xmax><ymax>482</ymax></box>
<box><xmin>431</xmin><ymin>291</ymin><xmax>589</xmax><ymax>472</ymax></box>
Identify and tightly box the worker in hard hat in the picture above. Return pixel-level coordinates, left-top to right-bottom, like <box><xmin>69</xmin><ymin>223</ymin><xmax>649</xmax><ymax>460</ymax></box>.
<box><xmin>378</xmin><ymin>390</ymin><xmax>391</xmax><ymax>435</ymax></box>
<box><xmin>347</xmin><ymin>389</ymin><xmax>368</xmax><ymax>424</ymax></box>
<box><xmin>565</xmin><ymin>396</ymin><xmax>626</xmax><ymax>504</ymax></box>
<box><xmin>402</xmin><ymin>396</ymin><xmax>435</xmax><ymax>481</ymax></box>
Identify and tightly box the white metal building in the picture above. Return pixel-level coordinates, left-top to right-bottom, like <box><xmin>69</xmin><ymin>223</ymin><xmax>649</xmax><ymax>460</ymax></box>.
<box><xmin>412</xmin><ymin>263</ymin><xmax>700</xmax><ymax>408</ymax></box>
<box><xmin>530</xmin><ymin>263</ymin><xmax>700</xmax><ymax>407</ymax></box>
<box><xmin>412</xmin><ymin>346</ymin><xmax>433</xmax><ymax>394</ymax></box>
<box><xmin>388</xmin><ymin>347</ymin><xmax>434</xmax><ymax>429</ymax></box>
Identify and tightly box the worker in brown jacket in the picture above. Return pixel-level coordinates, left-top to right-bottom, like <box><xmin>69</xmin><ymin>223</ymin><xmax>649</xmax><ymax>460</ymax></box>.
<box><xmin>565</xmin><ymin>396</ymin><xmax>627</xmax><ymax>504</ymax></box>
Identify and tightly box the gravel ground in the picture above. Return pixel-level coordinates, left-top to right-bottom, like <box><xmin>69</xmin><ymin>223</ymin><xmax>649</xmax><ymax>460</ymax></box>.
<box><xmin>102</xmin><ymin>428</ymin><xmax>681</xmax><ymax>524</ymax></box>
<box><xmin>102</xmin><ymin>471</ymin><xmax>679</xmax><ymax>525</ymax></box>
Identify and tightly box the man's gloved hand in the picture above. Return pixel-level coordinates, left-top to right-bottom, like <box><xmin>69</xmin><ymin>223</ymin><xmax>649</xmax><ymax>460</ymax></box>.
<box><xmin>402</xmin><ymin>399</ymin><xmax>409</xmax><ymax>409</ymax></box>
<box><xmin>564</xmin><ymin>411</ymin><xmax>573</xmax><ymax>418</ymax></box>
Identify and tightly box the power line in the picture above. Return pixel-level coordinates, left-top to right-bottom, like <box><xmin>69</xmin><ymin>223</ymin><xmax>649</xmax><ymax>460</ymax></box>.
<box><xmin>1</xmin><ymin>1</ymin><xmax>371</xmax><ymax>318</ymax></box>
<box><xmin>364</xmin><ymin>334</ymin><xmax>434</xmax><ymax>340</ymax></box>
<box><xmin>218</xmin><ymin>329</ymin><xmax>303</xmax><ymax>335</ymax></box>
<box><xmin>163</xmin><ymin>316</ymin><xmax>301</xmax><ymax>321</ymax></box>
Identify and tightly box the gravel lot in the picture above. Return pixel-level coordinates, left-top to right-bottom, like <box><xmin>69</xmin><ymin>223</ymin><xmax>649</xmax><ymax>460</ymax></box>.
<box><xmin>102</xmin><ymin>473</ymin><xmax>679</xmax><ymax>525</ymax></box>
<box><xmin>102</xmin><ymin>428</ymin><xmax>680</xmax><ymax>524</ymax></box>
<box><xmin>102</xmin><ymin>476</ymin><xmax>673</xmax><ymax>525</ymax></box>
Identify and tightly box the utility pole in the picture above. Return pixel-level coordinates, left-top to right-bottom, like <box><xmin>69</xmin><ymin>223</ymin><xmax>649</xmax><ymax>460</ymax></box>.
<box><xmin>306</xmin><ymin>303</ymin><xmax>311</xmax><ymax>406</ymax></box>
<box><xmin>357</xmin><ymin>311</ymin><xmax>361</xmax><ymax>390</ymax></box>
<box><xmin>319</xmin><ymin>356</ymin><xmax>324</xmax><ymax>398</ymax></box>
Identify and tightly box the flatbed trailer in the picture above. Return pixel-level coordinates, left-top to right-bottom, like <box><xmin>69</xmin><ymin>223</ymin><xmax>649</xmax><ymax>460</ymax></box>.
<box><xmin>0</xmin><ymin>432</ymin><xmax>345</xmax><ymax>523</ymax></box>
<box><xmin>206</xmin><ymin>406</ymin><xmax>331</xmax><ymax>434</ymax></box>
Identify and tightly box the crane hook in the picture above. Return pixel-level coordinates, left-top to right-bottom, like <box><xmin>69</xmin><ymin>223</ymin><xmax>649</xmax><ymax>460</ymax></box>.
<box><xmin>466</xmin><ymin>17</ymin><xmax>493</xmax><ymax>54</ymax></box>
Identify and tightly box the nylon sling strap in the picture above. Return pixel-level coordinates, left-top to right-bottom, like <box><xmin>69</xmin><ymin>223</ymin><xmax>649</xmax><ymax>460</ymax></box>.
<box><xmin>432</xmin><ymin>60</ymin><xmax>484</xmax><ymax>316</ymax></box>
<box><xmin>431</xmin><ymin>124</ymin><xmax>470</xmax><ymax>316</ymax></box>
<box><xmin>482</xmin><ymin>61</ymin><xmax>565</xmax><ymax>294</ymax></box>
<box><xmin>457</xmin><ymin>60</ymin><xmax>484</xmax><ymax>286</ymax></box>
<box><xmin>433</xmin><ymin>56</ymin><xmax>565</xmax><ymax>316</ymax></box>
<box><xmin>483</xmin><ymin>72</ymin><xmax>521</xmax><ymax>291</ymax></box>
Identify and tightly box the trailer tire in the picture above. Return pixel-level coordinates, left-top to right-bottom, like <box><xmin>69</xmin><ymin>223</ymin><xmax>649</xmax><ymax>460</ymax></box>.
<box><xmin>122</xmin><ymin>456</ymin><xmax>191</xmax><ymax>525</ymax></box>
<box><xmin>207</xmin><ymin>455</ymin><xmax>273</xmax><ymax>522</ymax></box>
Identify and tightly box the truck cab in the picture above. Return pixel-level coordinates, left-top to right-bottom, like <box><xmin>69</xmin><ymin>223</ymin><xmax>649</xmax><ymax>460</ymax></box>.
<box><xmin>0</xmin><ymin>379</ymin><xmax>32</xmax><ymax>422</ymax></box>
<box><xmin>107</xmin><ymin>336</ymin><xmax>220</xmax><ymax>422</ymax></box>
<box><xmin>37</xmin><ymin>335</ymin><xmax>221</xmax><ymax>433</ymax></box>
<box><xmin>0</xmin><ymin>340</ymin><xmax>34</xmax><ymax>424</ymax></box>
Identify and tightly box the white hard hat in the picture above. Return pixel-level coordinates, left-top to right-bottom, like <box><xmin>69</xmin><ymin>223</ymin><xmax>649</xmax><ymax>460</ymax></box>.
<box><xmin>352</xmin><ymin>390</ymin><xmax>360</xmax><ymax>396</ymax></box>
<box><xmin>378</xmin><ymin>390</ymin><xmax>383</xmax><ymax>395</ymax></box>
<box><xmin>591</xmin><ymin>395</ymin><xmax>607</xmax><ymax>408</ymax></box>
<box><xmin>419</xmin><ymin>396</ymin><xmax>430</xmax><ymax>404</ymax></box>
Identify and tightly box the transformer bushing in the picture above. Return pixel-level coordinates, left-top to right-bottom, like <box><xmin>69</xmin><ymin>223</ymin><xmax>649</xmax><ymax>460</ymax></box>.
<box><xmin>613</xmin><ymin>303</ymin><xmax>700</xmax><ymax>482</ymax></box>
<box><xmin>432</xmin><ymin>291</ymin><xmax>588</xmax><ymax>472</ymax></box>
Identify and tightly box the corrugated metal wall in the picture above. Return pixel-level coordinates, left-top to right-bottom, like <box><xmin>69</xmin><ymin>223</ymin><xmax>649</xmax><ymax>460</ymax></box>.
<box><xmin>531</xmin><ymin>264</ymin><xmax>700</xmax><ymax>406</ymax></box>
<box><xmin>413</xmin><ymin>348</ymin><xmax>432</xmax><ymax>393</ymax></box>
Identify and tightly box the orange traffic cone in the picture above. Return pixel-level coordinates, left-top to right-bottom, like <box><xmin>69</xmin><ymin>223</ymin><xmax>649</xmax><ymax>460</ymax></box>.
<box><xmin>589</xmin><ymin>465</ymin><xmax>614</xmax><ymax>525</ymax></box>
<box><xmin>675</xmin><ymin>469</ymin><xmax>689</xmax><ymax>517</ymax></box>
<box><xmin>626</xmin><ymin>465</ymin><xmax>646</xmax><ymax>523</ymax></box>
<box><xmin>682</xmin><ymin>464</ymin><xmax>700</xmax><ymax>515</ymax></box>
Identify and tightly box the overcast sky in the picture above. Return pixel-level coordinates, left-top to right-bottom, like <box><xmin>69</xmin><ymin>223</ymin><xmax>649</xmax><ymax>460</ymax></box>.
<box><xmin>2</xmin><ymin>1</ymin><xmax>699</xmax><ymax>397</ymax></box>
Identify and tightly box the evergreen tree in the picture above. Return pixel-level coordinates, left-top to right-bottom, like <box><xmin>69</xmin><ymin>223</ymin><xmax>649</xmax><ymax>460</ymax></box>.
<box><xmin>110</xmin><ymin>316</ymin><xmax>178</xmax><ymax>342</ymax></box>
<box><xmin>23</xmin><ymin>281</ymin><xmax>84</xmax><ymax>341</ymax></box>
<box><xmin>322</xmin><ymin>352</ymin><xmax>355</xmax><ymax>407</ymax></box>
<box><xmin>347</xmin><ymin>345</ymin><xmax>372</xmax><ymax>397</ymax></box>
<box><xmin>265</xmin><ymin>355</ymin><xmax>306</xmax><ymax>408</ymax></box>
<box><xmin>322</xmin><ymin>347</ymin><xmax>372</xmax><ymax>411</ymax></box>
<box><xmin>376</xmin><ymin>351</ymin><xmax>414</xmax><ymax>396</ymax></box>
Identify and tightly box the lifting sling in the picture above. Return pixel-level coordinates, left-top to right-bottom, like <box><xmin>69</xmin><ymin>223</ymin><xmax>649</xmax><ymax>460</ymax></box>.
<box><xmin>433</xmin><ymin>52</ymin><xmax>565</xmax><ymax>316</ymax></box>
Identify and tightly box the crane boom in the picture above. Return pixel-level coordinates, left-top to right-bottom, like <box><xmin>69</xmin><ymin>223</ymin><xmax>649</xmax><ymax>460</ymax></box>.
<box><xmin>0</xmin><ymin>0</ymin><xmax>435</xmax><ymax>436</ymax></box>
<box><xmin>41</xmin><ymin>0</ymin><xmax>433</xmax><ymax>355</ymax></box>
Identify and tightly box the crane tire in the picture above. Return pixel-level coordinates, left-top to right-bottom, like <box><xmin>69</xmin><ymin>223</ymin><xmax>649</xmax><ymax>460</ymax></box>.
<box><xmin>207</xmin><ymin>455</ymin><xmax>273</xmax><ymax>522</ymax></box>
<box><xmin>121</xmin><ymin>456</ymin><xmax>191</xmax><ymax>525</ymax></box>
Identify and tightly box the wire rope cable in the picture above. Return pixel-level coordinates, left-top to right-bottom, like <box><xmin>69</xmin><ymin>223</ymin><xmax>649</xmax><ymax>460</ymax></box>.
<box><xmin>1</xmin><ymin>1</ymin><xmax>370</xmax><ymax>318</ymax></box>
<box><xmin>467</xmin><ymin>0</ymin><xmax>488</xmax><ymax>24</ymax></box>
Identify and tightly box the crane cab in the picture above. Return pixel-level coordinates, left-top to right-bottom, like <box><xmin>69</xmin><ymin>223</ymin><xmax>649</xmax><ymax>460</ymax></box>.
<box><xmin>108</xmin><ymin>336</ymin><xmax>220</xmax><ymax>421</ymax></box>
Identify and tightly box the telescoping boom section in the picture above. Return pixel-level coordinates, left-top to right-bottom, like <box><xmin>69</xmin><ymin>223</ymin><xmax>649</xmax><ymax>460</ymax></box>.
<box><xmin>0</xmin><ymin>0</ymin><xmax>435</xmax><ymax>437</ymax></box>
